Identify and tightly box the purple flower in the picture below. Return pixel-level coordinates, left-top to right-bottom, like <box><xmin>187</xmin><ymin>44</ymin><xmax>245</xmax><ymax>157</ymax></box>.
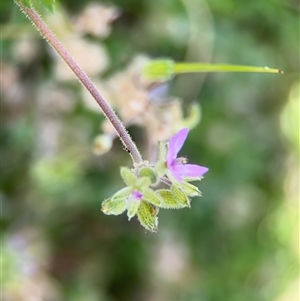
<box><xmin>131</xmin><ymin>190</ymin><xmax>144</xmax><ymax>201</ymax></box>
<box><xmin>166</xmin><ymin>128</ymin><xmax>209</xmax><ymax>181</ymax></box>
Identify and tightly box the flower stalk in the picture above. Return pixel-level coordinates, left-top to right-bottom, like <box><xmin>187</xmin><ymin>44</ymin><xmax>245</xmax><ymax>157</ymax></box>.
<box><xmin>15</xmin><ymin>1</ymin><xmax>143</xmax><ymax>164</ymax></box>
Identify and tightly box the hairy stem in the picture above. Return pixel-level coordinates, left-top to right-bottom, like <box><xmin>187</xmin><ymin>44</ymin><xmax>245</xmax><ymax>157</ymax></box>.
<box><xmin>15</xmin><ymin>1</ymin><xmax>143</xmax><ymax>163</ymax></box>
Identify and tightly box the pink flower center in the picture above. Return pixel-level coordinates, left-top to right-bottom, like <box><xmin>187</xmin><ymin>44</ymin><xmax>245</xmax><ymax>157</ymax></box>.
<box><xmin>131</xmin><ymin>190</ymin><xmax>143</xmax><ymax>201</ymax></box>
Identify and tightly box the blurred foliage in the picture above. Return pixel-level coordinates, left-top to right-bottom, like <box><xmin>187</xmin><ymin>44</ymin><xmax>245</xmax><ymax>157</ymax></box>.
<box><xmin>1</xmin><ymin>0</ymin><xmax>299</xmax><ymax>301</ymax></box>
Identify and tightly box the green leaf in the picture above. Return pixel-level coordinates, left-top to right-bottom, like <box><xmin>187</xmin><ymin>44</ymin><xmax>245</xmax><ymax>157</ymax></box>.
<box><xmin>143</xmin><ymin>188</ymin><xmax>163</xmax><ymax>206</ymax></box>
<box><xmin>101</xmin><ymin>198</ymin><xmax>126</xmax><ymax>216</ymax></box>
<box><xmin>139</xmin><ymin>167</ymin><xmax>157</xmax><ymax>184</ymax></box>
<box><xmin>127</xmin><ymin>198</ymin><xmax>140</xmax><ymax>220</ymax></box>
<box><xmin>120</xmin><ymin>167</ymin><xmax>137</xmax><ymax>187</ymax></box>
<box><xmin>180</xmin><ymin>182</ymin><xmax>202</xmax><ymax>197</ymax></box>
<box><xmin>137</xmin><ymin>202</ymin><xmax>158</xmax><ymax>232</ymax></box>
<box><xmin>37</xmin><ymin>0</ymin><xmax>55</xmax><ymax>13</ymax></box>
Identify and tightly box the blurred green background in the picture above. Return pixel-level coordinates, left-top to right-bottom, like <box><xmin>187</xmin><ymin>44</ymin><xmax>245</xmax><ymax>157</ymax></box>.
<box><xmin>1</xmin><ymin>0</ymin><xmax>299</xmax><ymax>300</ymax></box>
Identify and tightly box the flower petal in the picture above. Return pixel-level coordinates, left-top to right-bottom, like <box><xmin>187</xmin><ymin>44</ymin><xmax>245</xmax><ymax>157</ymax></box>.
<box><xmin>168</xmin><ymin>167</ymin><xmax>184</xmax><ymax>181</ymax></box>
<box><xmin>167</xmin><ymin>128</ymin><xmax>189</xmax><ymax>164</ymax></box>
<box><xmin>171</xmin><ymin>164</ymin><xmax>208</xmax><ymax>181</ymax></box>
<box><xmin>180</xmin><ymin>164</ymin><xmax>209</xmax><ymax>177</ymax></box>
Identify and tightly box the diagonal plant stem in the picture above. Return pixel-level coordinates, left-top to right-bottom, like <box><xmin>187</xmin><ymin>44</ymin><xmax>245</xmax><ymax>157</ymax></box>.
<box><xmin>15</xmin><ymin>1</ymin><xmax>143</xmax><ymax>164</ymax></box>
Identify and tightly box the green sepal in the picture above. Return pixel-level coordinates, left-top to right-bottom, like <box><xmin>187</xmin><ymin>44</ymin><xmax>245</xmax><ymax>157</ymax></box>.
<box><xmin>180</xmin><ymin>182</ymin><xmax>202</xmax><ymax>197</ymax></box>
<box><xmin>157</xmin><ymin>189</ymin><xmax>183</xmax><ymax>209</ymax></box>
<box><xmin>136</xmin><ymin>177</ymin><xmax>151</xmax><ymax>189</ymax></box>
<box><xmin>137</xmin><ymin>202</ymin><xmax>158</xmax><ymax>232</ymax></box>
<box><xmin>157</xmin><ymin>187</ymin><xmax>189</xmax><ymax>209</ymax></box>
<box><xmin>120</xmin><ymin>167</ymin><xmax>137</xmax><ymax>187</ymax></box>
<box><xmin>158</xmin><ymin>141</ymin><xmax>167</xmax><ymax>162</ymax></box>
<box><xmin>112</xmin><ymin>186</ymin><xmax>132</xmax><ymax>200</ymax></box>
<box><xmin>183</xmin><ymin>176</ymin><xmax>203</xmax><ymax>182</ymax></box>
<box><xmin>171</xmin><ymin>185</ymin><xmax>190</xmax><ymax>208</ymax></box>
<box><xmin>143</xmin><ymin>188</ymin><xmax>163</xmax><ymax>206</ymax></box>
<box><xmin>139</xmin><ymin>167</ymin><xmax>157</xmax><ymax>184</ymax></box>
<box><xmin>101</xmin><ymin>198</ymin><xmax>126</xmax><ymax>216</ymax></box>
<box><xmin>155</xmin><ymin>161</ymin><xmax>167</xmax><ymax>178</ymax></box>
<box><xmin>127</xmin><ymin>198</ymin><xmax>140</xmax><ymax>220</ymax></box>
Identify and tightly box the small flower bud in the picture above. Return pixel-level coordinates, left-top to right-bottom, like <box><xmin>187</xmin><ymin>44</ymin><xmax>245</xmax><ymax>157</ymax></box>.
<box><xmin>93</xmin><ymin>134</ymin><xmax>113</xmax><ymax>156</ymax></box>
<box><xmin>139</xmin><ymin>167</ymin><xmax>157</xmax><ymax>184</ymax></box>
